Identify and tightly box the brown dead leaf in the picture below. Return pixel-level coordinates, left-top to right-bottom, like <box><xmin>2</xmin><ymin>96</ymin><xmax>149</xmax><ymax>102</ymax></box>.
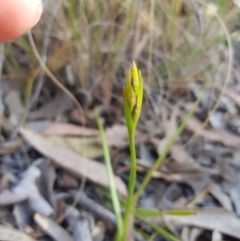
<box><xmin>186</xmin><ymin>117</ymin><xmax>240</xmax><ymax>147</ymax></box>
<box><xmin>20</xmin><ymin>127</ymin><xmax>127</xmax><ymax>197</ymax></box>
<box><xmin>42</xmin><ymin>122</ymin><xmax>99</xmax><ymax>137</ymax></box>
<box><xmin>164</xmin><ymin>207</ymin><xmax>240</xmax><ymax>239</ymax></box>
<box><xmin>46</xmin><ymin>136</ymin><xmax>103</xmax><ymax>159</ymax></box>
<box><xmin>34</xmin><ymin>213</ymin><xmax>73</xmax><ymax>241</ymax></box>
<box><xmin>0</xmin><ymin>225</ymin><xmax>37</xmax><ymax>241</ymax></box>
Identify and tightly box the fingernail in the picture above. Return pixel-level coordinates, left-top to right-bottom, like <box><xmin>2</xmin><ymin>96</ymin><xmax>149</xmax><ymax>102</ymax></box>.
<box><xmin>24</xmin><ymin>0</ymin><xmax>43</xmax><ymax>24</ymax></box>
<box><xmin>35</xmin><ymin>0</ymin><xmax>43</xmax><ymax>23</ymax></box>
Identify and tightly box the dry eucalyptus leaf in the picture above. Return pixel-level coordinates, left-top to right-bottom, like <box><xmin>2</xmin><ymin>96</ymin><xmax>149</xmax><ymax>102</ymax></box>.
<box><xmin>186</xmin><ymin>117</ymin><xmax>240</xmax><ymax>147</ymax></box>
<box><xmin>212</xmin><ymin>230</ymin><xmax>222</xmax><ymax>241</ymax></box>
<box><xmin>34</xmin><ymin>213</ymin><xmax>73</xmax><ymax>241</ymax></box>
<box><xmin>26</xmin><ymin>120</ymin><xmax>53</xmax><ymax>133</ymax></box>
<box><xmin>92</xmin><ymin>221</ymin><xmax>106</xmax><ymax>241</ymax></box>
<box><xmin>104</xmin><ymin>124</ymin><xmax>129</xmax><ymax>148</ymax></box>
<box><xmin>223</xmin><ymin>89</ymin><xmax>240</xmax><ymax>108</ymax></box>
<box><xmin>66</xmin><ymin>206</ymin><xmax>93</xmax><ymax>241</ymax></box>
<box><xmin>171</xmin><ymin>144</ymin><xmax>195</xmax><ymax>166</ymax></box>
<box><xmin>209</xmin><ymin>183</ymin><xmax>232</xmax><ymax>211</ymax></box>
<box><xmin>0</xmin><ymin>224</ymin><xmax>36</xmax><ymax>241</ymax></box>
<box><xmin>189</xmin><ymin>228</ymin><xmax>202</xmax><ymax>241</ymax></box>
<box><xmin>158</xmin><ymin>106</ymin><xmax>178</xmax><ymax>154</ymax></box>
<box><xmin>209</xmin><ymin>111</ymin><xmax>225</xmax><ymax>129</ymax></box>
<box><xmin>5</xmin><ymin>90</ymin><xmax>25</xmax><ymax>126</ymax></box>
<box><xmin>20</xmin><ymin>127</ymin><xmax>127</xmax><ymax>197</ymax></box>
<box><xmin>0</xmin><ymin>166</ymin><xmax>54</xmax><ymax>217</ymax></box>
<box><xmin>164</xmin><ymin>207</ymin><xmax>240</xmax><ymax>239</ymax></box>
<box><xmin>46</xmin><ymin>136</ymin><xmax>103</xmax><ymax>159</ymax></box>
<box><xmin>42</xmin><ymin>122</ymin><xmax>99</xmax><ymax>137</ymax></box>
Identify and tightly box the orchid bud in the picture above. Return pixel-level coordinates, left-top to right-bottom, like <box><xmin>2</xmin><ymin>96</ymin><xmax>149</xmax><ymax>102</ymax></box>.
<box><xmin>123</xmin><ymin>62</ymin><xmax>143</xmax><ymax>133</ymax></box>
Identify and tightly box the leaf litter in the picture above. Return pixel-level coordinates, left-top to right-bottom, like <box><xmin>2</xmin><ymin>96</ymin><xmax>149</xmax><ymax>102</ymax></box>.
<box><xmin>19</xmin><ymin>127</ymin><xmax>127</xmax><ymax>197</ymax></box>
<box><xmin>1</xmin><ymin>0</ymin><xmax>240</xmax><ymax>240</ymax></box>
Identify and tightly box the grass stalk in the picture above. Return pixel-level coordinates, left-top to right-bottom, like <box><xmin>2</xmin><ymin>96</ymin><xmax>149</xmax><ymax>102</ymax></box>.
<box><xmin>95</xmin><ymin>110</ymin><xmax>124</xmax><ymax>241</ymax></box>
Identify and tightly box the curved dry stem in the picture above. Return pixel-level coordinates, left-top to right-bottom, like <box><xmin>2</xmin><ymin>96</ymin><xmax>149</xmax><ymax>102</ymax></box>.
<box><xmin>27</xmin><ymin>31</ymin><xmax>86</xmax><ymax>125</ymax></box>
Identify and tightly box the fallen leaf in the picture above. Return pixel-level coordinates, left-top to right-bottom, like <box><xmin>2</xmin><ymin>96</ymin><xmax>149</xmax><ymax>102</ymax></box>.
<box><xmin>34</xmin><ymin>213</ymin><xmax>73</xmax><ymax>241</ymax></box>
<box><xmin>171</xmin><ymin>145</ymin><xmax>195</xmax><ymax>166</ymax></box>
<box><xmin>209</xmin><ymin>111</ymin><xmax>225</xmax><ymax>129</ymax></box>
<box><xmin>209</xmin><ymin>183</ymin><xmax>232</xmax><ymax>211</ymax></box>
<box><xmin>5</xmin><ymin>90</ymin><xmax>25</xmax><ymax>126</ymax></box>
<box><xmin>0</xmin><ymin>166</ymin><xmax>54</xmax><ymax>217</ymax></box>
<box><xmin>36</xmin><ymin>158</ymin><xmax>56</xmax><ymax>211</ymax></box>
<box><xmin>223</xmin><ymin>89</ymin><xmax>240</xmax><ymax>107</ymax></box>
<box><xmin>46</xmin><ymin>136</ymin><xmax>103</xmax><ymax>159</ymax></box>
<box><xmin>190</xmin><ymin>228</ymin><xmax>202</xmax><ymax>241</ymax></box>
<box><xmin>20</xmin><ymin>127</ymin><xmax>127</xmax><ymax>197</ymax></box>
<box><xmin>157</xmin><ymin>107</ymin><xmax>178</xmax><ymax>154</ymax></box>
<box><xmin>212</xmin><ymin>229</ymin><xmax>222</xmax><ymax>241</ymax></box>
<box><xmin>92</xmin><ymin>221</ymin><xmax>106</xmax><ymax>241</ymax></box>
<box><xmin>0</xmin><ymin>224</ymin><xmax>36</xmax><ymax>241</ymax></box>
<box><xmin>164</xmin><ymin>208</ymin><xmax>240</xmax><ymax>239</ymax></box>
<box><xmin>66</xmin><ymin>205</ymin><xmax>93</xmax><ymax>241</ymax></box>
<box><xmin>186</xmin><ymin>117</ymin><xmax>240</xmax><ymax>147</ymax></box>
<box><xmin>70</xmin><ymin>191</ymin><xmax>116</xmax><ymax>225</ymax></box>
<box><xmin>42</xmin><ymin>122</ymin><xmax>99</xmax><ymax>137</ymax></box>
<box><xmin>26</xmin><ymin>120</ymin><xmax>53</xmax><ymax>133</ymax></box>
<box><xmin>14</xmin><ymin>200</ymin><xmax>33</xmax><ymax>231</ymax></box>
<box><xmin>104</xmin><ymin>124</ymin><xmax>129</xmax><ymax>148</ymax></box>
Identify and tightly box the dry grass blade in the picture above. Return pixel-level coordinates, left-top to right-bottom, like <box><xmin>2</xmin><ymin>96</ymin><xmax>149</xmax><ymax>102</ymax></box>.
<box><xmin>19</xmin><ymin>127</ymin><xmax>127</xmax><ymax>197</ymax></box>
<box><xmin>0</xmin><ymin>224</ymin><xmax>37</xmax><ymax>241</ymax></box>
<box><xmin>27</xmin><ymin>31</ymin><xmax>85</xmax><ymax>125</ymax></box>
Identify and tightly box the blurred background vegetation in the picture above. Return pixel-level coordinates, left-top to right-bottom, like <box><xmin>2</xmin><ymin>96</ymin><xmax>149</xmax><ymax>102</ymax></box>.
<box><xmin>2</xmin><ymin>0</ymin><xmax>240</xmax><ymax>241</ymax></box>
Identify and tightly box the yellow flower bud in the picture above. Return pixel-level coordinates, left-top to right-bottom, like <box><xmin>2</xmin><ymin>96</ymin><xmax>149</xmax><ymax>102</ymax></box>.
<box><xmin>123</xmin><ymin>62</ymin><xmax>143</xmax><ymax>132</ymax></box>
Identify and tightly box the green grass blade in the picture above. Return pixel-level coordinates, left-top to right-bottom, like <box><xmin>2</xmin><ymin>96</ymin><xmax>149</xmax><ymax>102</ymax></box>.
<box><xmin>95</xmin><ymin>110</ymin><xmax>124</xmax><ymax>241</ymax></box>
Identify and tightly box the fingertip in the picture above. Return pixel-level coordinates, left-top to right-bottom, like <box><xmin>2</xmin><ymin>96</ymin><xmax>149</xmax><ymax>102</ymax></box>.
<box><xmin>0</xmin><ymin>0</ymin><xmax>43</xmax><ymax>42</ymax></box>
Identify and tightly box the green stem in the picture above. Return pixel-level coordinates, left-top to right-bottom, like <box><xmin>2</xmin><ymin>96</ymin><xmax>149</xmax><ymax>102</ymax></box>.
<box><xmin>96</xmin><ymin>112</ymin><xmax>124</xmax><ymax>241</ymax></box>
<box><xmin>123</xmin><ymin>129</ymin><xmax>137</xmax><ymax>240</ymax></box>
